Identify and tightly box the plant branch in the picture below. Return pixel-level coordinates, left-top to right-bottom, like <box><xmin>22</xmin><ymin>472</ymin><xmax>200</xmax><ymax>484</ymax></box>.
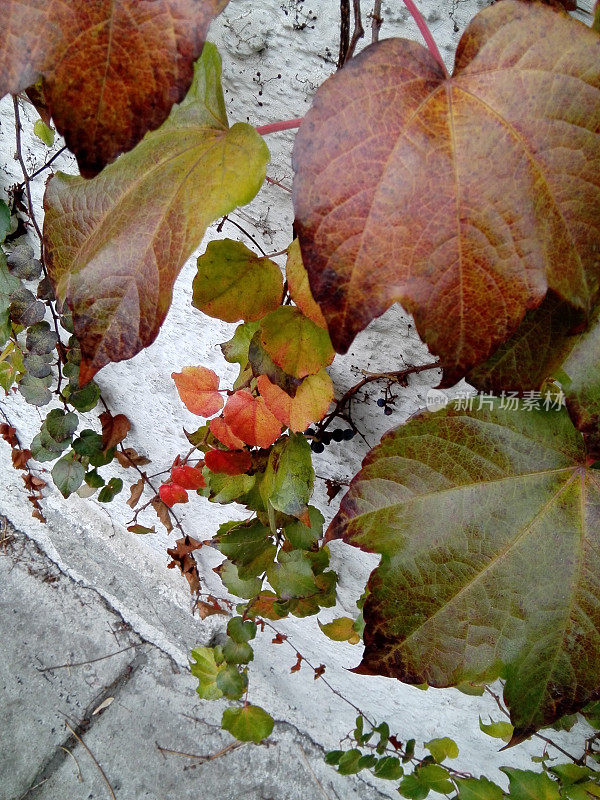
<box><xmin>317</xmin><ymin>361</ymin><xmax>440</xmax><ymax>433</ymax></box>
<box><xmin>401</xmin><ymin>0</ymin><xmax>448</xmax><ymax>77</ymax></box>
<box><xmin>371</xmin><ymin>0</ymin><xmax>383</xmax><ymax>42</ymax></box>
<box><xmin>218</xmin><ymin>215</ymin><xmax>268</xmax><ymax>257</ymax></box>
<box><xmin>63</xmin><ymin>720</ymin><xmax>116</xmax><ymax>800</ymax></box>
<box><xmin>346</xmin><ymin>0</ymin><xmax>365</xmax><ymax>62</ymax></box>
<box><xmin>37</xmin><ymin>643</ymin><xmax>142</xmax><ymax>672</ymax></box>
<box><xmin>19</xmin><ymin>146</ymin><xmax>68</xmax><ymax>185</ymax></box>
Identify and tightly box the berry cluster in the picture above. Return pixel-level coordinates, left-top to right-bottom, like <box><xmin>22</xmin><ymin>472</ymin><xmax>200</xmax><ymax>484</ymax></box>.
<box><xmin>306</xmin><ymin>427</ymin><xmax>355</xmax><ymax>453</ymax></box>
<box><xmin>376</xmin><ymin>397</ymin><xmax>395</xmax><ymax>416</ymax></box>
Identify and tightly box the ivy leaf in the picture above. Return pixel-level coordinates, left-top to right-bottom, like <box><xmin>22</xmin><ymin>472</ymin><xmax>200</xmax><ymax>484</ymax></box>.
<box><xmin>424</xmin><ymin>737</ymin><xmax>459</xmax><ymax>763</ymax></box>
<box><xmin>223</xmin><ymin>390</ymin><xmax>282</xmax><ymax>449</ymax></box>
<box><xmin>318</xmin><ymin>617</ymin><xmax>361</xmax><ymax>645</ymax></box>
<box><xmin>7</xmin><ymin>244</ymin><xmax>43</xmax><ymax>281</ymax></box>
<box><xmin>221</xmin><ymin>704</ymin><xmax>274</xmax><ymax>743</ymax></box>
<box><xmin>292</xmin><ymin>0</ymin><xmax>600</xmax><ymax>378</ymax></box>
<box><xmin>227</xmin><ymin>616</ymin><xmax>257</xmax><ymax>643</ymax></box>
<box><xmin>221</xmin><ymin>321</ymin><xmax>261</xmax><ymax>368</ymax></box>
<box><xmin>172</xmin><ymin>367</ymin><xmax>223</xmax><ymax>417</ymax></box>
<box><xmin>45</xmin><ymin>409</ymin><xmax>78</xmax><ymax>443</ymax></box>
<box><xmin>328</xmin><ymin>401</ymin><xmax>600</xmax><ymax>739</ymax></box>
<box><xmin>19</xmin><ymin>374</ymin><xmax>53</xmax><ymax>406</ymax></box>
<box><xmin>216</xmin><ymin>559</ymin><xmax>262</xmax><ymax>599</ymax></box>
<box><xmin>205</xmin><ymin>471</ymin><xmax>257</xmax><ymax>505</ymax></box>
<box><xmin>44</xmin><ymin>44</ymin><xmax>269</xmax><ymax>383</ymax></box>
<box><xmin>454</xmin><ymin>776</ymin><xmax>504</xmax><ymax>800</ymax></box>
<box><xmin>260</xmin><ymin>306</ymin><xmax>334</xmax><ymax>379</ymax></box>
<box><xmin>25</xmin><ymin>322</ymin><xmax>58</xmax><ymax>355</ymax></box>
<box><xmin>192</xmin><ymin>239</ymin><xmax>283</xmax><ymax>322</ymax></box>
<box><xmin>171</xmin><ymin>464</ymin><xmax>206</xmax><ymax>490</ymax></box>
<box><xmin>159</xmin><ymin>483</ymin><xmax>189</xmax><ymax>507</ymax></box>
<box><xmin>216</xmin><ymin>664</ymin><xmax>248</xmax><ymax>698</ymax></box>
<box><xmin>216</xmin><ymin>520</ymin><xmax>276</xmax><ymax>580</ymax></box>
<box><xmin>33</xmin><ymin>119</ymin><xmax>54</xmax><ymax>148</ymax></box>
<box><xmin>257</xmin><ymin>370</ymin><xmax>333</xmax><ymax>432</ymax></box>
<box><xmin>190</xmin><ymin>646</ymin><xmax>225</xmax><ymax>701</ymax></box>
<box><xmin>261</xmin><ymin>434</ymin><xmax>314</xmax><ymax>519</ymax></box>
<box><xmin>0</xmin><ymin>201</ymin><xmax>10</xmax><ymax>245</ymax></box>
<box><xmin>373</xmin><ymin>757</ymin><xmax>403</xmax><ymax>781</ymax></box>
<box><xmin>2</xmin><ymin>0</ymin><xmax>229</xmax><ymax>175</ymax></box>
<box><xmin>284</xmin><ymin>505</ymin><xmax>324</xmax><ymax>550</ymax></box>
<box><xmin>210</xmin><ymin>416</ymin><xmax>246</xmax><ymax>450</ymax></box>
<box><xmin>285</xmin><ymin>239</ymin><xmax>326</xmax><ymax>328</ymax></box>
<box><xmin>51</xmin><ymin>452</ymin><xmax>85</xmax><ymax>498</ymax></box>
<box><xmin>500</xmin><ymin>769</ymin><xmax>560</xmax><ymax>800</ymax></box>
<box><xmin>248</xmin><ymin>332</ymin><xmax>302</xmax><ymax>396</ymax></box>
<box><xmin>479</xmin><ymin>717</ymin><xmax>514</xmax><ymax>743</ymax></box>
<box><xmin>98</xmin><ymin>477</ymin><xmax>123</xmax><ymax>503</ymax></box>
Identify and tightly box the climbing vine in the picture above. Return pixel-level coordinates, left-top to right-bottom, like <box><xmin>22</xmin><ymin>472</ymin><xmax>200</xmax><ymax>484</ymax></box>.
<box><xmin>1</xmin><ymin>0</ymin><xmax>600</xmax><ymax>796</ymax></box>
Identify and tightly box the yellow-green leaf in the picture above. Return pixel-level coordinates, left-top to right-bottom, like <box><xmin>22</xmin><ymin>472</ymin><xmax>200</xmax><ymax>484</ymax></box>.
<box><xmin>260</xmin><ymin>306</ymin><xmax>334</xmax><ymax>379</ymax></box>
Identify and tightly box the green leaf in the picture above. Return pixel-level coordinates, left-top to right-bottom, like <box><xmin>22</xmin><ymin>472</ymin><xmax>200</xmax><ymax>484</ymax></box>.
<box><xmin>500</xmin><ymin>768</ymin><xmax>560</xmax><ymax>800</ymax></box>
<box><xmin>216</xmin><ymin>560</ymin><xmax>262</xmax><ymax>600</ymax></box>
<box><xmin>455</xmin><ymin>776</ymin><xmax>504</xmax><ymax>800</ymax></box>
<box><xmin>222</xmin><ymin>639</ymin><xmax>254</xmax><ymax>665</ymax></box>
<box><xmin>549</xmin><ymin>763</ymin><xmax>595</xmax><ymax>787</ymax></box>
<box><xmin>127</xmin><ymin>524</ymin><xmax>155</xmax><ymax>535</ymax></box>
<box><xmin>424</xmin><ymin>737</ymin><xmax>459</xmax><ymax>763</ymax></box>
<box><xmin>98</xmin><ymin>477</ymin><xmax>123</xmax><ymax>503</ymax></box>
<box><xmin>221</xmin><ymin>704</ymin><xmax>274</xmax><ymax>743</ymax></box>
<box><xmin>206</xmin><ymin>472</ymin><xmax>256</xmax><ymax>505</ymax></box>
<box><xmin>23</xmin><ymin>353</ymin><xmax>53</xmax><ymax>379</ymax></box>
<box><xmin>216</xmin><ymin>664</ymin><xmax>248</xmax><ymax>699</ymax></box>
<box><xmin>33</xmin><ymin>119</ymin><xmax>54</xmax><ymax>147</ymax></box>
<box><xmin>18</xmin><ymin>373</ymin><xmax>53</xmax><ymax>406</ymax></box>
<box><xmin>583</xmin><ymin>700</ymin><xmax>600</xmax><ymax>729</ymax></box>
<box><xmin>30</xmin><ymin>433</ymin><xmax>59</xmax><ymax>463</ymax></box>
<box><xmin>479</xmin><ymin>717</ymin><xmax>514</xmax><ymax>743</ymax></box>
<box><xmin>221</xmin><ymin>321</ymin><xmax>261</xmax><ymax>368</ymax></box>
<box><xmin>227</xmin><ymin>616</ymin><xmax>257</xmax><ymax>643</ymax></box>
<box><xmin>190</xmin><ymin>646</ymin><xmax>225</xmax><ymax>701</ymax></box>
<box><xmin>336</xmin><ymin>749</ymin><xmax>363</xmax><ymax>775</ymax></box>
<box><xmin>284</xmin><ymin>505</ymin><xmax>324</xmax><ymax>550</ymax></box>
<box><xmin>398</xmin><ymin>772</ymin><xmax>430</xmax><ymax>800</ymax></box>
<box><xmin>372</xmin><ymin>756</ymin><xmax>403</xmax><ymax>781</ymax></box>
<box><xmin>216</xmin><ymin>520</ymin><xmax>276</xmax><ymax>580</ymax></box>
<box><xmin>7</xmin><ymin>244</ymin><xmax>43</xmax><ymax>281</ymax></box>
<box><xmin>51</xmin><ymin>451</ymin><xmax>84</xmax><ymax>498</ymax></box>
<box><xmin>0</xmin><ymin>252</ymin><xmax>21</xmax><ymax>320</ymax></box>
<box><xmin>260</xmin><ymin>306</ymin><xmax>334</xmax><ymax>379</ymax></box>
<box><xmin>84</xmin><ymin>469</ymin><xmax>105</xmax><ymax>489</ymax></box>
<box><xmin>267</xmin><ymin>550</ymin><xmax>318</xmax><ymax>599</ymax></box>
<box><xmin>0</xmin><ymin>200</ymin><xmax>10</xmax><ymax>244</ymax></box>
<box><xmin>193</xmin><ymin>239</ymin><xmax>283</xmax><ymax>322</ymax></box>
<box><xmin>261</xmin><ymin>433</ymin><xmax>314</xmax><ymax>519</ymax></box>
<box><xmin>25</xmin><ymin>322</ymin><xmax>58</xmax><ymax>355</ymax></box>
<box><xmin>62</xmin><ymin>380</ymin><xmax>100</xmax><ymax>412</ymax></box>
<box><xmin>324</xmin><ymin>750</ymin><xmax>344</xmax><ymax>765</ymax></box>
<box><xmin>45</xmin><ymin>409</ymin><xmax>78</xmax><ymax>442</ymax></box>
<box><xmin>44</xmin><ymin>43</ymin><xmax>270</xmax><ymax>384</ymax></box>
<box><xmin>329</xmin><ymin>401</ymin><xmax>600</xmax><ymax>738</ymax></box>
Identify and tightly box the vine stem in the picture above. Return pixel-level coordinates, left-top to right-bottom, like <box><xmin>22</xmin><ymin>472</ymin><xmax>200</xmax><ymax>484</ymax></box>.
<box><xmin>401</xmin><ymin>0</ymin><xmax>448</xmax><ymax>77</ymax></box>
<box><xmin>255</xmin><ymin>118</ymin><xmax>303</xmax><ymax>136</ymax></box>
<box><xmin>318</xmin><ymin>360</ymin><xmax>441</xmax><ymax>434</ymax></box>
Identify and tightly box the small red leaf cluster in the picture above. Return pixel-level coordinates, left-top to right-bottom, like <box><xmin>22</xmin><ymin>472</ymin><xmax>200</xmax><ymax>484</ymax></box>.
<box><xmin>159</xmin><ymin>461</ymin><xmax>206</xmax><ymax>507</ymax></box>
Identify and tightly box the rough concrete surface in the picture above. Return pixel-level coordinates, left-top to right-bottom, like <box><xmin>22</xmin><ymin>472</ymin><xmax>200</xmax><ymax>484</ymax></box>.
<box><xmin>1</xmin><ymin>523</ymin><xmax>392</xmax><ymax>800</ymax></box>
<box><xmin>0</xmin><ymin>0</ymin><xmax>597</xmax><ymax>798</ymax></box>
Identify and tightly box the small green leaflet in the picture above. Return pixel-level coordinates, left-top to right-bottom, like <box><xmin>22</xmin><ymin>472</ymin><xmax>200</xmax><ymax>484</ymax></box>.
<box><xmin>221</xmin><ymin>704</ymin><xmax>274</xmax><ymax>743</ymax></box>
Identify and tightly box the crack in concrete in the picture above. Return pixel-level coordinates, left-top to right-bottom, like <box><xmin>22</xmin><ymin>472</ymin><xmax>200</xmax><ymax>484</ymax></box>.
<box><xmin>10</xmin><ymin>650</ymin><xmax>148</xmax><ymax>800</ymax></box>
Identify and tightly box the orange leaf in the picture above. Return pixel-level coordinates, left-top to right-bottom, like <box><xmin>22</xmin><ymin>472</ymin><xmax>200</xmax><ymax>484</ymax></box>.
<box><xmin>172</xmin><ymin>367</ymin><xmax>223</xmax><ymax>417</ymax></box>
<box><xmin>205</xmin><ymin>449</ymin><xmax>252</xmax><ymax>475</ymax></box>
<box><xmin>209</xmin><ymin>416</ymin><xmax>246</xmax><ymax>450</ymax></box>
<box><xmin>223</xmin><ymin>390</ymin><xmax>282</xmax><ymax>448</ymax></box>
<box><xmin>286</xmin><ymin>239</ymin><xmax>326</xmax><ymax>328</ymax></box>
<box><xmin>257</xmin><ymin>371</ymin><xmax>333</xmax><ymax>433</ymax></box>
<box><xmin>171</xmin><ymin>464</ymin><xmax>206</xmax><ymax>490</ymax></box>
<box><xmin>159</xmin><ymin>483</ymin><xmax>189</xmax><ymax>507</ymax></box>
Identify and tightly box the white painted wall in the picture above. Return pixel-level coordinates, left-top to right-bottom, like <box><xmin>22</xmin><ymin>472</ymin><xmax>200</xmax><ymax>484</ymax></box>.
<box><xmin>0</xmin><ymin>0</ymin><xmax>595</xmax><ymax>794</ymax></box>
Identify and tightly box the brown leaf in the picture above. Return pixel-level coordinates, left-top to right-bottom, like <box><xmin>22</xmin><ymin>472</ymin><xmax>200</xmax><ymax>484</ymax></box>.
<box><xmin>115</xmin><ymin>447</ymin><xmax>151</xmax><ymax>469</ymax></box>
<box><xmin>0</xmin><ymin>424</ymin><xmax>18</xmax><ymax>448</ymax></box>
<box><xmin>99</xmin><ymin>411</ymin><xmax>131</xmax><ymax>451</ymax></box>
<box><xmin>324</xmin><ymin>479</ymin><xmax>343</xmax><ymax>504</ymax></box>
<box><xmin>313</xmin><ymin>664</ymin><xmax>326</xmax><ymax>680</ymax></box>
<box><xmin>126</xmin><ymin>478</ymin><xmax>145</xmax><ymax>509</ymax></box>
<box><xmin>194</xmin><ymin>599</ymin><xmax>229</xmax><ymax>619</ymax></box>
<box><xmin>23</xmin><ymin>473</ymin><xmax>46</xmax><ymax>492</ymax></box>
<box><xmin>292</xmin><ymin>0</ymin><xmax>600</xmax><ymax>378</ymax></box>
<box><xmin>167</xmin><ymin>535</ymin><xmax>203</xmax><ymax>594</ymax></box>
<box><xmin>290</xmin><ymin>652</ymin><xmax>303</xmax><ymax>673</ymax></box>
<box><xmin>272</xmin><ymin>633</ymin><xmax>288</xmax><ymax>644</ymax></box>
<box><xmin>1</xmin><ymin>0</ymin><xmax>230</xmax><ymax>175</ymax></box>
<box><xmin>11</xmin><ymin>449</ymin><xmax>31</xmax><ymax>470</ymax></box>
<box><xmin>151</xmin><ymin>497</ymin><xmax>173</xmax><ymax>533</ymax></box>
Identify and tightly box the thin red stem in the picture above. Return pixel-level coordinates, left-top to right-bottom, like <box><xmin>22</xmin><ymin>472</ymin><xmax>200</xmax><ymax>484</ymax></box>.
<box><xmin>255</xmin><ymin>118</ymin><xmax>303</xmax><ymax>136</ymax></box>
<box><xmin>402</xmin><ymin>0</ymin><xmax>448</xmax><ymax>77</ymax></box>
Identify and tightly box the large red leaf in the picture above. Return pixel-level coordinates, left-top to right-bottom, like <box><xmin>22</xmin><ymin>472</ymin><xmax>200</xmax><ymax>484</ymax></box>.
<box><xmin>1</xmin><ymin>0</ymin><xmax>229</xmax><ymax>176</ymax></box>
<box><xmin>293</xmin><ymin>0</ymin><xmax>600</xmax><ymax>378</ymax></box>
<box><xmin>172</xmin><ymin>366</ymin><xmax>223</xmax><ymax>417</ymax></box>
<box><xmin>43</xmin><ymin>45</ymin><xmax>269</xmax><ymax>383</ymax></box>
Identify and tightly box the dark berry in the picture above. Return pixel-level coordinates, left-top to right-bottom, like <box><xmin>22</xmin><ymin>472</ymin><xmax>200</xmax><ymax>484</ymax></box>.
<box><xmin>305</xmin><ymin>427</ymin><xmax>315</xmax><ymax>436</ymax></box>
<box><xmin>384</xmin><ymin>406</ymin><xmax>393</xmax><ymax>416</ymax></box>
<box><xmin>342</xmin><ymin>429</ymin><xmax>355</xmax><ymax>441</ymax></box>
<box><xmin>321</xmin><ymin>432</ymin><xmax>332</xmax><ymax>445</ymax></box>
<box><xmin>332</xmin><ymin>429</ymin><xmax>344</xmax><ymax>442</ymax></box>
<box><xmin>376</xmin><ymin>398</ymin><xmax>386</xmax><ymax>407</ymax></box>
<box><xmin>311</xmin><ymin>441</ymin><xmax>325</xmax><ymax>453</ymax></box>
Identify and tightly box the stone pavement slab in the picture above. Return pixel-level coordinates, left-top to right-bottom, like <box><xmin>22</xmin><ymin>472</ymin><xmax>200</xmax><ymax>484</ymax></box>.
<box><xmin>1</xmin><ymin>522</ymin><xmax>392</xmax><ymax>800</ymax></box>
